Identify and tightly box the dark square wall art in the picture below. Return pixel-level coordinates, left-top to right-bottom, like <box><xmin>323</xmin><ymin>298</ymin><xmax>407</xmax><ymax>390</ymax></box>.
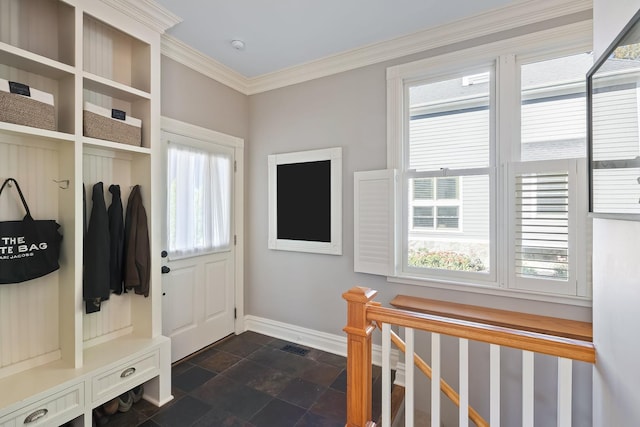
<box><xmin>268</xmin><ymin>148</ymin><xmax>342</xmax><ymax>255</ymax></box>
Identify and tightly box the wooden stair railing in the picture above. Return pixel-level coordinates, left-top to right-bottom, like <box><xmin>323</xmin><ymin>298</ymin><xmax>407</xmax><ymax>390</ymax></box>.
<box><xmin>343</xmin><ymin>287</ymin><xmax>595</xmax><ymax>427</ymax></box>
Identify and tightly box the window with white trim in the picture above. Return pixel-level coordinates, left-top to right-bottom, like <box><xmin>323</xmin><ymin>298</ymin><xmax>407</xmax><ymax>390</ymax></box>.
<box><xmin>358</xmin><ymin>22</ymin><xmax>593</xmax><ymax>299</ymax></box>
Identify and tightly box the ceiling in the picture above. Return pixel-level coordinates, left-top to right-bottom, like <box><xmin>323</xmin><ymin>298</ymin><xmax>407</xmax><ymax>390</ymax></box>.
<box><xmin>154</xmin><ymin>0</ymin><xmax>523</xmax><ymax>79</ymax></box>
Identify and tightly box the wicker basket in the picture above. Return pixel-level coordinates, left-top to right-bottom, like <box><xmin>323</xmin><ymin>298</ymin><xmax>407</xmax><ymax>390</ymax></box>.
<box><xmin>83</xmin><ymin>102</ymin><xmax>142</xmax><ymax>146</ymax></box>
<box><xmin>0</xmin><ymin>79</ymin><xmax>55</xmax><ymax>131</ymax></box>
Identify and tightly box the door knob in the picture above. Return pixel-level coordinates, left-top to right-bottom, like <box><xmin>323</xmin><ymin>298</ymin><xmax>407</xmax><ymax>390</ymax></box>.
<box><xmin>161</xmin><ymin>250</ymin><xmax>168</xmax><ymax>258</ymax></box>
<box><xmin>161</xmin><ymin>266</ymin><xmax>170</xmax><ymax>274</ymax></box>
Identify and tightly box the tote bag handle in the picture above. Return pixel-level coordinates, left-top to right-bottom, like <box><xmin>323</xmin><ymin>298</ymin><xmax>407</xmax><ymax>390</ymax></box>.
<box><xmin>0</xmin><ymin>178</ymin><xmax>33</xmax><ymax>219</ymax></box>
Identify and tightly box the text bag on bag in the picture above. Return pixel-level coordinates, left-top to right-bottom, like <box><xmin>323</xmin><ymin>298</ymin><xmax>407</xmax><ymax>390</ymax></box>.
<box><xmin>0</xmin><ymin>178</ymin><xmax>63</xmax><ymax>284</ymax></box>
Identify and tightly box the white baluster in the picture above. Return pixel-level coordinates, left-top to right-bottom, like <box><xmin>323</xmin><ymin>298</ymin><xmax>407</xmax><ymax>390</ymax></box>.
<box><xmin>557</xmin><ymin>357</ymin><xmax>573</xmax><ymax>427</ymax></box>
<box><xmin>490</xmin><ymin>344</ymin><xmax>501</xmax><ymax>427</ymax></box>
<box><xmin>431</xmin><ymin>333</ymin><xmax>441</xmax><ymax>427</ymax></box>
<box><xmin>406</xmin><ymin>327</ymin><xmax>414</xmax><ymax>427</ymax></box>
<box><xmin>459</xmin><ymin>338</ymin><xmax>469</xmax><ymax>427</ymax></box>
<box><xmin>382</xmin><ymin>323</ymin><xmax>391</xmax><ymax>427</ymax></box>
<box><xmin>523</xmin><ymin>350</ymin><xmax>534</xmax><ymax>427</ymax></box>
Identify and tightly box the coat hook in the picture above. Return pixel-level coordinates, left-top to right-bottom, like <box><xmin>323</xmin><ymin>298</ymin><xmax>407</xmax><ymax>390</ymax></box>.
<box><xmin>53</xmin><ymin>179</ymin><xmax>70</xmax><ymax>189</ymax></box>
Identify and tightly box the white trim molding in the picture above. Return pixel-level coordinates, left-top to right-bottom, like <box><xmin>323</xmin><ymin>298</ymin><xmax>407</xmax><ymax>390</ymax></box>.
<box><xmin>244</xmin><ymin>315</ymin><xmax>402</xmax><ymax>376</ymax></box>
<box><xmin>159</xmin><ymin>0</ymin><xmax>591</xmax><ymax>95</ymax></box>
<box><xmin>161</xmin><ymin>34</ymin><xmax>250</xmax><ymax>94</ymax></box>
<box><xmin>161</xmin><ymin>116</ymin><xmax>244</xmax><ymax>148</ymax></box>
<box><xmin>101</xmin><ymin>0</ymin><xmax>182</xmax><ymax>33</ymax></box>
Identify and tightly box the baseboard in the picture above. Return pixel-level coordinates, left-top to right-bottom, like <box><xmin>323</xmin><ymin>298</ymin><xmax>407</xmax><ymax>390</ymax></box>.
<box><xmin>394</xmin><ymin>362</ymin><xmax>406</xmax><ymax>387</ymax></box>
<box><xmin>244</xmin><ymin>315</ymin><xmax>404</xmax><ymax>380</ymax></box>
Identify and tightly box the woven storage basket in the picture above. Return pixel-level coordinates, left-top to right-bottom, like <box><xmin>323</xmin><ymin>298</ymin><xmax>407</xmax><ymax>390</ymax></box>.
<box><xmin>0</xmin><ymin>79</ymin><xmax>55</xmax><ymax>131</ymax></box>
<box><xmin>83</xmin><ymin>102</ymin><xmax>142</xmax><ymax>146</ymax></box>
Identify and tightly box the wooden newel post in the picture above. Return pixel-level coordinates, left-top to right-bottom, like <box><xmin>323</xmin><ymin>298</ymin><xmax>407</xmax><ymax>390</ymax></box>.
<box><xmin>343</xmin><ymin>286</ymin><xmax>378</xmax><ymax>427</ymax></box>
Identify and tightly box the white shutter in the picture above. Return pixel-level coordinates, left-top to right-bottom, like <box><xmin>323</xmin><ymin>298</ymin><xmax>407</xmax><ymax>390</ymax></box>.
<box><xmin>354</xmin><ymin>170</ymin><xmax>396</xmax><ymax>276</ymax></box>
<box><xmin>508</xmin><ymin>159</ymin><xmax>583</xmax><ymax>295</ymax></box>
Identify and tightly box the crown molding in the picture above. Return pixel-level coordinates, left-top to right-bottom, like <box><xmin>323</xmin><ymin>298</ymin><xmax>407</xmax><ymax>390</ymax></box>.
<box><xmin>246</xmin><ymin>0</ymin><xmax>592</xmax><ymax>94</ymax></box>
<box><xmin>161</xmin><ymin>34</ymin><xmax>249</xmax><ymax>94</ymax></box>
<box><xmin>100</xmin><ymin>0</ymin><xmax>182</xmax><ymax>33</ymax></box>
<box><xmin>160</xmin><ymin>0</ymin><xmax>592</xmax><ymax>95</ymax></box>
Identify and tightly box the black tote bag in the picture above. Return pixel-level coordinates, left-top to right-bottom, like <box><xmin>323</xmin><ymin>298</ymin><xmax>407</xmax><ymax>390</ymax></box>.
<box><xmin>0</xmin><ymin>178</ymin><xmax>63</xmax><ymax>284</ymax></box>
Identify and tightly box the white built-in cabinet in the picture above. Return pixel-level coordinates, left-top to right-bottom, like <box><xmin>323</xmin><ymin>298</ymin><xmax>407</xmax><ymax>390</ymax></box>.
<box><xmin>0</xmin><ymin>1</ymin><xmax>177</xmax><ymax>425</ymax></box>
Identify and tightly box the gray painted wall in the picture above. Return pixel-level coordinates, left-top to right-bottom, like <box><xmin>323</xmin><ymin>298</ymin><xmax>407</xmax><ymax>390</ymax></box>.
<box><xmin>160</xmin><ymin>9</ymin><xmax>596</xmax><ymax>426</ymax></box>
<box><xmin>592</xmin><ymin>1</ymin><xmax>640</xmax><ymax>425</ymax></box>
<box><xmin>247</xmin><ymin>13</ymin><xmax>593</xmax><ymax>426</ymax></box>
<box><xmin>161</xmin><ymin>56</ymin><xmax>249</xmax><ymax>140</ymax></box>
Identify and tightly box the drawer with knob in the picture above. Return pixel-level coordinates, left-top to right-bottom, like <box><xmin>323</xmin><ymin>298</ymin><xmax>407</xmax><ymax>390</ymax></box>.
<box><xmin>91</xmin><ymin>350</ymin><xmax>159</xmax><ymax>403</ymax></box>
<box><xmin>0</xmin><ymin>383</ymin><xmax>83</xmax><ymax>427</ymax></box>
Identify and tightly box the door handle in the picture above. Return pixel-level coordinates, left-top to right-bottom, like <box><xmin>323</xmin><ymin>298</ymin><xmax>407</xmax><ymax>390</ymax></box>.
<box><xmin>161</xmin><ymin>266</ymin><xmax>170</xmax><ymax>274</ymax></box>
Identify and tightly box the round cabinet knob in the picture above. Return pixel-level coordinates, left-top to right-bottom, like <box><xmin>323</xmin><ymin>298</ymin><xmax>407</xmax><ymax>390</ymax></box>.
<box><xmin>161</xmin><ymin>266</ymin><xmax>170</xmax><ymax>274</ymax></box>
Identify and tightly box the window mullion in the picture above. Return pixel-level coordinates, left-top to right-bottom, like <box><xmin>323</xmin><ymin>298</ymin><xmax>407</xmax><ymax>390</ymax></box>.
<box><xmin>497</xmin><ymin>54</ymin><xmax>519</xmax><ymax>288</ymax></box>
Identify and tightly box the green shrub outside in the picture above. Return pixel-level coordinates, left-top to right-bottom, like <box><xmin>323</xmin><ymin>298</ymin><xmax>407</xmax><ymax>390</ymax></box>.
<box><xmin>408</xmin><ymin>249</ymin><xmax>485</xmax><ymax>272</ymax></box>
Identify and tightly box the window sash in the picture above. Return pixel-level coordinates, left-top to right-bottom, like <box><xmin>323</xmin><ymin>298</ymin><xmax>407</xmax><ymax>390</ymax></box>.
<box><xmin>403</xmin><ymin>169</ymin><xmax>494</xmax><ymax>282</ymax></box>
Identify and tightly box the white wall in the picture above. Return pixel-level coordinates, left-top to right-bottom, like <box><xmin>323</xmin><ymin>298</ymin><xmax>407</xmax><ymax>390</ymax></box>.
<box><xmin>591</xmin><ymin>2</ymin><xmax>640</xmax><ymax>425</ymax></box>
<box><xmin>592</xmin><ymin>219</ymin><xmax>640</xmax><ymax>425</ymax></box>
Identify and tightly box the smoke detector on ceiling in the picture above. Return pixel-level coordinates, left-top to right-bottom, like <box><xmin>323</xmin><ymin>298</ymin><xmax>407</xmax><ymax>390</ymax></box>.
<box><xmin>230</xmin><ymin>39</ymin><xmax>245</xmax><ymax>51</ymax></box>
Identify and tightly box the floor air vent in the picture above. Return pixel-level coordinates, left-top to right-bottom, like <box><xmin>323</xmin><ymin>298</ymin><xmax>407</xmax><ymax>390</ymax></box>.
<box><xmin>281</xmin><ymin>344</ymin><xmax>310</xmax><ymax>356</ymax></box>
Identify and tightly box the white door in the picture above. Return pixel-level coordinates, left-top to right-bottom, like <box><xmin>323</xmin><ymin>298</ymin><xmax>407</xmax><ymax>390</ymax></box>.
<box><xmin>161</xmin><ymin>131</ymin><xmax>236</xmax><ymax>363</ymax></box>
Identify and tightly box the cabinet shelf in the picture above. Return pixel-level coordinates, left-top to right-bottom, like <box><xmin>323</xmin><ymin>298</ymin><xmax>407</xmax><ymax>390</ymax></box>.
<box><xmin>83</xmin><ymin>72</ymin><xmax>151</xmax><ymax>102</ymax></box>
<box><xmin>82</xmin><ymin>136</ymin><xmax>151</xmax><ymax>155</ymax></box>
<box><xmin>0</xmin><ymin>42</ymin><xmax>75</xmax><ymax>80</ymax></box>
<box><xmin>0</xmin><ymin>121</ymin><xmax>75</xmax><ymax>144</ymax></box>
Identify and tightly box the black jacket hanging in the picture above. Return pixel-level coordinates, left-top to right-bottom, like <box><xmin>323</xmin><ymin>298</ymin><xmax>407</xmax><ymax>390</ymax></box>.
<box><xmin>108</xmin><ymin>184</ymin><xmax>124</xmax><ymax>295</ymax></box>
<box><xmin>84</xmin><ymin>182</ymin><xmax>110</xmax><ymax>313</ymax></box>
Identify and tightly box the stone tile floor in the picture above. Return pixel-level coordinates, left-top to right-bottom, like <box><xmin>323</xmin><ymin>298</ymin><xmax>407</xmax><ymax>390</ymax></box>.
<box><xmin>101</xmin><ymin>331</ymin><xmax>383</xmax><ymax>426</ymax></box>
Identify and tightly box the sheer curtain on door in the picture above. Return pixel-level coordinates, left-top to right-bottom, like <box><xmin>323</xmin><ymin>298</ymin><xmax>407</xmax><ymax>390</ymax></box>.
<box><xmin>167</xmin><ymin>142</ymin><xmax>232</xmax><ymax>258</ymax></box>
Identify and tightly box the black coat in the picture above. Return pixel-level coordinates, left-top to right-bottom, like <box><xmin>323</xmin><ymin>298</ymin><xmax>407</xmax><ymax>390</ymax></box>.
<box><xmin>84</xmin><ymin>182</ymin><xmax>110</xmax><ymax>313</ymax></box>
<box><xmin>108</xmin><ymin>184</ymin><xmax>124</xmax><ymax>295</ymax></box>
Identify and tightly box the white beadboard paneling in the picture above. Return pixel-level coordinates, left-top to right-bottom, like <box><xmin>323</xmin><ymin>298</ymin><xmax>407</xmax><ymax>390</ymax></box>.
<box><xmin>84</xmin><ymin>16</ymin><xmax>114</xmax><ymax>108</ymax></box>
<box><xmin>18</xmin><ymin>0</ymin><xmax>60</xmax><ymax>61</ymax></box>
<box><xmin>84</xmin><ymin>16</ymin><xmax>114</xmax><ymax>81</ymax></box>
<box><xmin>0</xmin><ymin>0</ymin><xmax>20</xmax><ymax>47</ymax></box>
<box><xmin>82</xmin><ymin>151</ymin><xmax>133</xmax><ymax>343</ymax></box>
<box><xmin>0</xmin><ymin>138</ymin><xmax>60</xmax><ymax>371</ymax></box>
<box><xmin>83</xmin><ymin>14</ymin><xmax>135</xmax><ymax>89</ymax></box>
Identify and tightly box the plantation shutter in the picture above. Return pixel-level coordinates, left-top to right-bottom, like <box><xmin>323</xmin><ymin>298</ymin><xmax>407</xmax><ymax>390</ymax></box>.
<box><xmin>509</xmin><ymin>159</ymin><xmax>585</xmax><ymax>296</ymax></box>
<box><xmin>516</xmin><ymin>171</ymin><xmax>569</xmax><ymax>279</ymax></box>
<box><xmin>354</xmin><ymin>170</ymin><xmax>396</xmax><ymax>276</ymax></box>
